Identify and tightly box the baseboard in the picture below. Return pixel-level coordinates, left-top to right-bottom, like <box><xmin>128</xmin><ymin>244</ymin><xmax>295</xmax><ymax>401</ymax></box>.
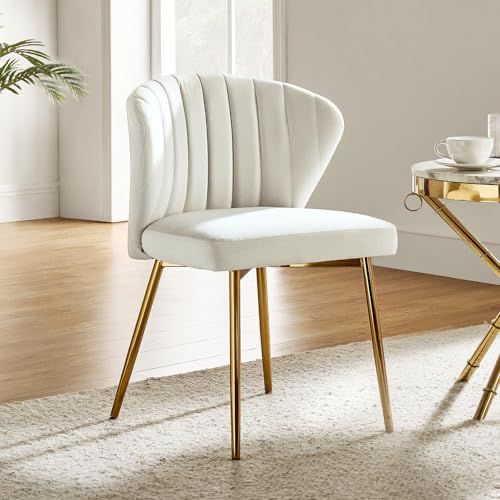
<box><xmin>0</xmin><ymin>182</ymin><xmax>59</xmax><ymax>223</ymax></box>
<box><xmin>375</xmin><ymin>230</ymin><xmax>500</xmax><ymax>285</ymax></box>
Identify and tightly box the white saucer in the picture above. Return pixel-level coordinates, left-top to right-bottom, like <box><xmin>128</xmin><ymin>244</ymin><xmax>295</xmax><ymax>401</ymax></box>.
<box><xmin>435</xmin><ymin>157</ymin><xmax>500</xmax><ymax>171</ymax></box>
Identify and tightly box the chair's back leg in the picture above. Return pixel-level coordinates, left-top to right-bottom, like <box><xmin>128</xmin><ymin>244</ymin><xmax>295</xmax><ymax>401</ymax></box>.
<box><xmin>110</xmin><ymin>260</ymin><xmax>164</xmax><ymax>419</ymax></box>
<box><xmin>360</xmin><ymin>257</ymin><xmax>394</xmax><ymax>432</ymax></box>
<box><xmin>229</xmin><ymin>270</ymin><xmax>242</xmax><ymax>460</ymax></box>
<box><xmin>256</xmin><ymin>268</ymin><xmax>272</xmax><ymax>393</ymax></box>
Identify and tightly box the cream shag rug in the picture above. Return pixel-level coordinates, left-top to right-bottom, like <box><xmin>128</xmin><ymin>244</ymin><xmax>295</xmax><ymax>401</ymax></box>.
<box><xmin>1</xmin><ymin>325</ymin><xmax>499</xmax><ymax>500</ymax></box>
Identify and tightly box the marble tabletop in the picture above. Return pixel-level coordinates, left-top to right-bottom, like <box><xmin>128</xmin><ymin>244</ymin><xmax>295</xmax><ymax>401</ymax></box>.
<box><xmin>412</xmin><ymin>161</ymin><xmax>500</xmax><ymax>186</ymax></box>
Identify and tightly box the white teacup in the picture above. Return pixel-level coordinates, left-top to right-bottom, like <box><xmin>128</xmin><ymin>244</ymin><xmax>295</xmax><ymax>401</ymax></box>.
<box><xmin>434</xmin><ymin>136</ymin><xmax>493</xmax><ymax>164</ymax></box>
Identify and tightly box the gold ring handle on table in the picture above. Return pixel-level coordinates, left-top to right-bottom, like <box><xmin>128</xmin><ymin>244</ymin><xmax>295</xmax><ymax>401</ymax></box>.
<box><xmin>404</xmin><ymin>192</ymin><xmax>423</xmax><ymax>212</ymax></box>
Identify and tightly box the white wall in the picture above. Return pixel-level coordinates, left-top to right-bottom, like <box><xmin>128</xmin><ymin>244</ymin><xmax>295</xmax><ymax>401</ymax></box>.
<box><xmin>58</xmin><ymin>0</ymin><xmax>108</xmax><ymax>221</ymax></box>
<box><xmin>58</xmin><ymin>0</ymin><xmax>150</xmax><ymax>222</ymax></box>
<box><xmin>0</xmin><ymin>0</ymin><xmax>59</xmax><ymax>222</ymax></box>
<box><xmin>110</xmin><ymin>0</ymin><xmax>151</xmax><ymax>221</ymax></box>
<box><xmin>287</xmin><ymin>0</ymin><xmax>500</xmax><ymax>284</ymax></box>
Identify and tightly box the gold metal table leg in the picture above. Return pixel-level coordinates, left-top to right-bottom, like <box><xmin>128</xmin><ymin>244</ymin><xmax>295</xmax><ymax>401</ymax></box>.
<box><xmin>229</xmin><ymin>270</ymin><xmax>241</xmax><ymax>460</ymax></box>
<box><xmin>111</xmin><ymin>259</ymin><xmax>164</xmax><ymax>419</ymax></box>
<box><xmin>420</xmin><ymin>195</ymin><xmax>499</xmax><ymax>419</ymax></box>
<box><xmin>256</xmin><ymin>268</ymin><xmax>272</xmax><ymax>394</ymax></box>
<box><xmin>474</xmin><ymin>356</ymin><xmax>500</xmax><ymax>420</ymax></box>
<box><xmin>458</xmin><ymin>312</ymin><xmax>499</xmax><ymax>382</ymax></box>
<box><xmin>361</xmin><ymin>257</ymin><xmax>394</xmax><ymax>433</ymax></box>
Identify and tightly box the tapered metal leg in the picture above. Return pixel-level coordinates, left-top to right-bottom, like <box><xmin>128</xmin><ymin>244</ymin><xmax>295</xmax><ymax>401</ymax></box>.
<box><xmin>110</xmin><ymin>260</ymin><xmax>163</xmax><ymax>419</ymax></box>
<box><xmin>474</xmin><ymin>356</ymin><xmax>500</xmax><ymax>420</ymax></box>
<box><xmin>229</xmin><ymin>270</ymin><xmax>241</xmax><ymax>460</ymax></box>
<box><xmin>360</xmin><ymin>258</ymin><xmax>394</xmax><ymax>433</ymax></box>
<box><xmin>458</xmin><ymin>312</ymin><xmax>499</xmax><ymax>382</ymax></box>
<box><xmin>256</xmin><ymin>268</ymin><xmax>272</xmax><ymax>394</ymax></box>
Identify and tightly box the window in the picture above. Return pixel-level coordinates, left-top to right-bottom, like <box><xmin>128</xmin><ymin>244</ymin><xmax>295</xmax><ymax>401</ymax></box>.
<box><xmin>152</xmin><ymin>0</ymin><xmax>285</xmax><ymax>80</ymax></box>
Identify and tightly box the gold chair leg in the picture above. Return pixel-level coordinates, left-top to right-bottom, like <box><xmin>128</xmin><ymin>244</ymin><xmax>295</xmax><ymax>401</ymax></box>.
<box><xmin>256</xmin><ymin>268</ymin><xmax>272</xmax><ymax>394</ymax></box>
<box><xmin>360</xmin><ymin>257</ymin><xmax>394</xmax><ymax>433</ymax></box>
<box><xmin>474</xmin><ymin>356</ymin><xmax>500</xmax><ymax>420</ymax></box>
<box><xmin>458</xmin><ymin>312</ymin><xmax>499</xmax><ymax>382</ymax></box>
<box><xmin>229</xmin><ymin>270</ymin><xmax>241</xmax><ymax>460</ymax></box>
<box><xmin>110</xmin><ymin>260</ymin><xmax>164</xmax><ymax>419</ymax></box>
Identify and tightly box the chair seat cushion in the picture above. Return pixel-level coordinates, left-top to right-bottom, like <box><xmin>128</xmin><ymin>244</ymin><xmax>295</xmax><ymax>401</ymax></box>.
<box><xmin>141</xmin><ymin>207</ymin><xmax>397</xmax><ymax>271</ymax></box>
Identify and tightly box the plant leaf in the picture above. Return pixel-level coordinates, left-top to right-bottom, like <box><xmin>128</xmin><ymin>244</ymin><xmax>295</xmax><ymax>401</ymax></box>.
<box><xmin>0</xmin><ymin>38</ymin><xmax>86</xmax><ymax>102</ymax></box>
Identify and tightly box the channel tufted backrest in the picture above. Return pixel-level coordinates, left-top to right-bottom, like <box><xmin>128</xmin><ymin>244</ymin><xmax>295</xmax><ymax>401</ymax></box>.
<box><xmin>127</xmin><ymin>74</ymin><xmax>344</xmax><ymax>259</ymax></box>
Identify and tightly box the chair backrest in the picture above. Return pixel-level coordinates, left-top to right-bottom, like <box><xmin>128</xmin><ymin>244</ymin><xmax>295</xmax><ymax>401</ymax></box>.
<box><xmin>127</xmin><ymin>74</ymin><xmax>344</xmax><ymax>259</ymax></box>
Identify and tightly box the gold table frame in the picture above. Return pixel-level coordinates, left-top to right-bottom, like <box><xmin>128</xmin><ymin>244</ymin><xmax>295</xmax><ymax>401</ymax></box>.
<box><xmin>409</xmin><ymin>175</ymin><xmax>500</xmax><ymax>420</ymax></box>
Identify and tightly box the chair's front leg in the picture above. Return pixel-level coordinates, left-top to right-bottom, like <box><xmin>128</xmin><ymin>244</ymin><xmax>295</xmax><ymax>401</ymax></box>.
<box><xmin>256</xmin><ymin>268</ymin><xmax>272</xmax><ymax>393</ymax></box>
<box><xmin>360</xmin><ymin>257</ymin><xmax>394</xmax><ymax>432</ymax></box>
<box><xmin>110</xmin><ymin>260</ymin><xmax>164</xmax><ymax>419</ymax></box>
<box><xmin>229</xmin><ymin>270</ymin><xmax>241</xmax><ymax>459</ymax></box>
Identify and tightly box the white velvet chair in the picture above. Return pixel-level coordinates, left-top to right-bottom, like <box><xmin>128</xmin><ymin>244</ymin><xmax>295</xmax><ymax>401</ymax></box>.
<box><xmin>111</xmin><ymin>74</ymin><xmax>398</xmax><ymax>459</ymax></box>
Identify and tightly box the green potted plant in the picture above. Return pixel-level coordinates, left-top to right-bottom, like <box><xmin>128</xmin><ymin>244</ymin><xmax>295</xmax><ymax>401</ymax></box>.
<box><xmin>0</xmin><ymin>38</ymin><xmax>85</xmax><ymax>102</ymax></box>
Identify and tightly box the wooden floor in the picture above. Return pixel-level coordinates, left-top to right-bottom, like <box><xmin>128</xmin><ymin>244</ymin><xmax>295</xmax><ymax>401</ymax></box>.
<box><xmin>0</xmin><ymin>218</ymin><xmax>497</xmax><ymax>404</ymax></box>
